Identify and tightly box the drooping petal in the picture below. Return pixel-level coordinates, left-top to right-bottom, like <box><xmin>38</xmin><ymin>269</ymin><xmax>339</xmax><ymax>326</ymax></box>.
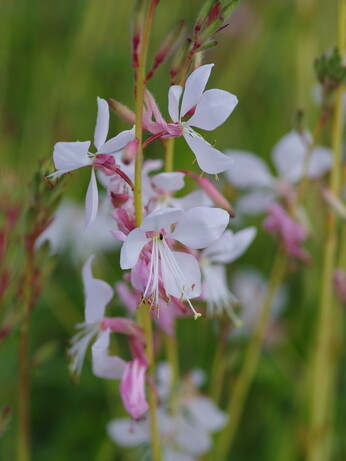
<box><xmin>185</xmin><ymin>396</ymin><xmax>228</xmax><ymax>432</ymax></box>
<box><xmin>85</xmin><ymin>169</ymin><xmax>99</xmax><ymax>229</ymax></box>
<box><xmin>94</xmin><ymin>97</ymin><xmax>110</xmax><ymax>150</ymax></box>
<box><xmin>237</xmin><ymin>189</ymin><xmax>277</xmax><ymax>215</ymax></box>
<box><xmin>140</xmin><ymin>207</ymin><xmax>183</xmax><ymax>233</ymax></box>
<box><xmin>82</xmin><ymin>255</ymin><xmax>114</xmax><ymax>323</ymax></box>
<box><xmin>120</xmin><ymin>360</ymin><xmax>149</xmax><ymax>420</ymax></box>
<box><xmin>152</xmin><ymin>172</ymin><xmax>185</xmax><ymax>192</ymax></box>
<box><xmin>171</xmin><ymin>206</ymin><xmax>229</xmax><ymax>249</ymax></box>
<box><xmin>272</xmin><ymin>130</ymin><xmax>312</xmax><ymax>183</ymax></box>
<box><xmin>100</xmin><ymin>127</ymin><xmax>135</xmax><ymax>154</ymax></box>
<box><xmin>107</xmin><ymin>418</ymin><xmax>149</xmax><ymax>447</ymax></box>
<box><xmin>307</xmin><ymin>146</ymin><xmax>332</xmax><ymax>178</ymax></box>
<box><xmin>187</xmin><ymin>89</ymin><xmax>238</xmax><ymax>131</ymax></box>
<box><xmin>160</xmin><ymin>250</ymin><xmax>201</xmax><ymax>299</ymax></box>
<box><xmin>183</xmin><ymin>132</ymin><xmax>233</xmax><ymax>174</ymax></box>
<box><xmin>168</xmin><ymin>85</ymin><xmax>183</xmax><ymax>122</ymax></box>
<box><xmin>92</xmin><ymin>329</ymin><xmax>126</xmax><ymax>379</ymax></box>
<box><xmin>52</xmin><ymin>141</ymin><xmax>91</xmax><ymax>174</ymax></box>
<box><xmin>180</xmin><ymin>64</ymin><xmax>214</xmax><ymax>117</ymax></box>
<box><xmin>120</xmin><ymin>228</ymin><xmax>149</xmax><ymax>269</ymax></box>
<box><xmin>224</xmin><ymin>150</ymin><xmax>274</xmax><ymax>188</ymax></box>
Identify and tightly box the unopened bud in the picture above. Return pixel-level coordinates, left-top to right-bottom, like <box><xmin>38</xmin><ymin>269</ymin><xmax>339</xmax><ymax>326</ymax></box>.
<box><xmin>122</xmin><ymin>139</ymin><xmax>139</xmax><ymax>165</ymax></box>
<box><xmin>107</xmin><ymin>99</ymin><xmax>136</xmax><ymax>125</ymax></box>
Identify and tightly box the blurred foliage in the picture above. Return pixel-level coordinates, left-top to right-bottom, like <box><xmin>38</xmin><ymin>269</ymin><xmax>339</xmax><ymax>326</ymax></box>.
<box><xmin>0</xmin><ymin>1</ymin><xmax>343</xmax><ymax>460</ymax></box>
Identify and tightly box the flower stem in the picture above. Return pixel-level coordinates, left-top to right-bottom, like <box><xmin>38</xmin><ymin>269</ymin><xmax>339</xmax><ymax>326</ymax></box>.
<box><xmin>306</xmin><ymin>3</ymin><xmax>346</xmax><ymax>460</ymax></box>
<box><xmin>213</xmin><ymin>252</ymin><xmax>286</xmax><ymax>460</ymax></box>
<box><xmin>164</xmin><ymin>138</ymin><xmax>175</xmax><ymax>173</ymax></box>
<box><xmin>133</xmin><ymin>2</ymin><xmax>161</xmax><ymax>460</ymax></box>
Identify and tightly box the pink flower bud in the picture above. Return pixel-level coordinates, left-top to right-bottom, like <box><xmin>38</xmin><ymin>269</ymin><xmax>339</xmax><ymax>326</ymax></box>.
<box><xmin>120</xmin><ymin>360</ymin><xmax>149</xmax><ymax>420</ymax></box>
<box><xmin>93</xmin><ymin>154</ymin><xmax>116</xmax><ymax>176</ymax></box>
<box><xmin>122</xmin><ymin>139</ymin><xmax>139</xmax><ymax>165</ymax></box>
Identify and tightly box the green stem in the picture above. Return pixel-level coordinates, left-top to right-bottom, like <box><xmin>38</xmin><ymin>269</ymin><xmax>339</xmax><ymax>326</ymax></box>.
<box><xmin>164</xmin><ymin>138</ymin><xmax>175</xmax><ymax>173</ymax></box>
<box><xmin>133</xmin><ymin>2</ymin><xmax>161</xmax><ymax>460</ymax></box>
<box><xmin>213</xmin><ymin>252</ymin><xmax>286</xmax><ymax>460</ymax></box>
<box><xmin>209</xmin><ymin>321</ymin><xmax>230</xmax><ymax>403</ymax></box>
<box><xmin>306</xmin><ymin>3</ymin><xmax>346</xmax><ymax>459</ymax></box>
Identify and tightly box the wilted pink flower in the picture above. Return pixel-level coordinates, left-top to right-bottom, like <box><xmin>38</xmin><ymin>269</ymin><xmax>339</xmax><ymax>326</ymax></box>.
<box><xmin>120</xmin><ymin>360</ymin><xmax>149</xmax><ymax>420</ymax></box>
<box><xmin>263</xmin><ymin>203</ymin><xmax>309</xmax><ymax>262</ymax></box>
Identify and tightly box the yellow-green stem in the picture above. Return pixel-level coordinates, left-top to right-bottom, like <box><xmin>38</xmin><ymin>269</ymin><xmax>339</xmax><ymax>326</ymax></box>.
<box><xmin>306</xmin><ymin>3</ymin><xmax>346</xmax><ymax>460</ymax></box>
<box><xmin>164</xmin><ymin>138</ymin><xmax>175</xmax><ymax>173</ymax></box>
<box><xmin>133</xmin><ymin>2</ymin><xmax>161</xmax><ymax>460</ymax></box>
<box><xmin>213</xmin><ymin>252</ymin><xmax>286</xmax><ymax>461</ymax></box>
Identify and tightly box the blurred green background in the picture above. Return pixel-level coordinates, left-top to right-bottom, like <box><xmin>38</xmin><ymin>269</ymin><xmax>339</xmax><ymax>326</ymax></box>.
<box><xmin>0</xmin><ymin>1</ymin><xmax>341</xmax><ymax>460</ymax></box>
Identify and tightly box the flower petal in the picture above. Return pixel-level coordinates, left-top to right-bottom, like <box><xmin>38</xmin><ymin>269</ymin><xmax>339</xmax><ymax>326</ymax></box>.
<box><xmin>120</xmin><ymin>228</ymin><xmax>149</xmax><ymax>269</ymax></box>
<box><xmin>168</xmin><ymin>85</ymin><xmax>183</xmax><ymax>122</ymax></box>
<box><xmin>100</xmin><ymin>127</ymin><xmax>135</xmax><ymax>154</ymax></box>
<box><xmin>187</xmin><ymin>89</ymin><xmax>238</xmax><ymax>131</ymax></box>
<box><xmin>92</xmin><ymin>329</ymin><xmax>126</xmax><ymax>379</ymax></box>
<box><xmin>183</xmin><ymin>132</ymin><xmax>233</xmax><ymax>174</ymax></box>
<box><xmin>161</xmin><ymin>251</ymin><xmax>201</xmax><ymax>299</ymax></box>
<box><xmin>171</xmin><ymin>206</ymin><xmax>229</xmax><ymax>249</ymax></box>
<box><xmin>120</xmin><ymin>360</ymin><xmax>149</xmax><ymax>420</ymax></box>
<box><xmin>224</xmin><ymin>150</ymin><xmax>274</xmax><ymax>188</ymax></box>
<box><xmin>52</xmin><ymin>141</ymin><xmax>91</xmax><ymax>173</ymax></box>
<box><xmin>152</xmin><ymin>172</ymin><xmax>185</xmax><ymax>192</ymax></box>
<box><xmin>82</xmin><ymin>255</ymin><xmax>114</xmax><ymax>323</ymax></box>
<box><xmin>308</xmin><ymin>146</ymin><xmax>332</xmax><ymax>178</ymax></box>
<box><xmin>180</xmin><ymin>64</ymin><xmax>214</xmax><ymax>117</ymax></box>
<box><xmin>185</xmin><ymin>396</ymin><xmax>228</xmax><ymax>432</ymax></box>
<box><xmin>237</xmin><ymin>189</ymin><xmax>277</xmax><ymax>215</ymax></box>
<box><xmin>140</xmin><ymin>208</ymin><xmax>183</xmax><ymax>233</ymax></box>
<box><xmin>107</xmin><ymin>418</ymin><xmax>149</xmax><ymax>447</ymax></box>
<box><xmin>85</xmin><ymin>169</ymin><xmax>99</xmax><ymax>229</ymax></box>
<box><xmin>94</xmin><ymin>97</ymin><xmax>109</xmax><ymax>150</ymax></box>
<box><xmin>223</xmin><ymin>227</ymin><xmax>257</xmax><ymax>262</ymax></box>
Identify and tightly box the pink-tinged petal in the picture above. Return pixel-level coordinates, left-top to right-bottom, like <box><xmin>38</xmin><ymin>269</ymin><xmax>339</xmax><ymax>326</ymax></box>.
<box><xmin>140</xmin><ymin>208</ymin><xmax>183</xmax><ymax>232</ymax></box>
<box><xmin>161</xmin><ymin>251</ymin><xmax>201</xmax><ymax>299</ymax></box>
<box><xmin>100</xmin><ymin>127</ymin><xmax>135</xmax><ymax>154</ymax></box>
<box><xmin>237</xmin><ymin>190</ymin><xmax>277</xmax><ymax>215</ymax></box>
<box><xmin>120</xmin><ymin>228</ymin><xmax>149</xmax><ymax>269</ymax></box>
<box><xmin>187</xmin><ymin>89</ymin><xmax>238</xmax><ymax>131</ymax></box>
<box><xmin>94</xmin><ymin>97</ymin><xmax>109</xmax><ymax>150</ymax></box>
<box><xmin>152</xmin><ymin>172</ymin><xmax>185</xmax><ymax>192</ymax></box>
<box><xmin>120</xmin><ymin>360</ymin><xmax>149</xmax><ymax>420</ymax></box>
<box><xmin>203</xmin><ymin>227</ymin><xmax>257</xmax><ymax>263</ymax></box>
<box><xmin>168</xmin><ymin>85</ymin><xmax>183</xmax><ymax>122</ymax></box>
<box><xmin>185</xmin><ymin>396</ymin><xmax>228</xmax><ymax>432</ymax></box>
<box><xmin>272</xmin><ymin>130</ymin><xmax>312</xmax><ymax>183</ymax></box>
<box><xmin>224</xmin><ymin>150</ymin><xmax>274</xmax><ymax>188</ymax></box>
<box><xmin>107</xmin><ymin>418</ymin><xmax>149</xmax><ymax>447</ymax></box>
<box><xmin>92</xmin><ymin>329</ymin><xmax>126</xmax><ymax>379</ymax></box>
<box><xmin>183</xmin><ymin>132</ymin><xmax>233</xmax><ymax>174</ymax></box>
<box><xmin>171</xmin><ymin>206</ymin><xmax>229</xmax><ymax>249</ymax></box>
<box><xmin>180</xmin><ymin>64</ymin><xmax>214</xmax><ymax>117</ymax></box>
<box><xmin>171</xmin><ymin>189</ymin><xmax>213</xmax><ymax>210</ymax></box>
<box><xmin>116</xmin><ymin>282</ymin><xmax>139</xmax><ymax>314</ymax></box>
<box><xmin>85</xmin><ymin>169</ymin><xmax>99</xmax><ymax>229</ymax></box>
<box><xmin>308</xmin><ymin>146</ymin><xmax>332</xmax><ymax>178</ymax></box>
<box><xmin>52</xmin><ymin>141</ymin><xmax>91</xmax><ymax>173</ymax></box>
<box><xmin>82</xmin><ymin>255</ymin><xmax>113</xmax><ymax>323</ymax></box>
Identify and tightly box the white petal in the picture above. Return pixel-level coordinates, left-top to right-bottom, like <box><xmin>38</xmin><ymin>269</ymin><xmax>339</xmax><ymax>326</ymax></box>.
<box><xmin>52</xmin><ymin>141</ymin><xmax>91</xmax><ymax>173</ymax></box>
<box><xmin>92</xmin><ymin>329</ymin><xmax>126</xmax><ymax>379</ymax></box>
<box><xmin>120</xmin><ymin>228</ymin><xmax>149</xmax><ymax>269</ymax></box>
<box><xmin>171</xmin><ymin>189</ymin><xmax>213</xmax><ymax>210</ymax></box>
<box><xmin>180</xmin><ymin>64</ymin><xmax>214</xmax><ymax>117</ymax></box>
<box><xmin>85</xmin><ymin>169</ymin><xmax>99</xmax><ymax>229</ymax></box>
<box><xmin>308</xmin><ymin>146</ymin><xmax>332</xmax><ymax>178</ymax></box>
<box><xmin>168</xmin><ymin>85</ymin><xmax>183</xmax><ymax>122</ymax></box>
<box><xmin>171</xmin><ymin>207</ymin><xmax>229</xmax><ymax>249</ymax></box>
<box><xmin>183</xmin><ymin>132</ymin><xmax>233</xmax><ymax>174</ymax></box>
<box><xmin>82</xmin><ymin>255</ymin><xmax>114</xmax><ymax>323</ymax></box>
<box><xmin>94</xmin><ymin>97</ymin><xmax>109</xmax><ymax>150</ymax></box>
<box><xmin>176</xmin><ymin>417</ymin><xmax>211</xmax><ymax>456</ymax></box>
<box><xmin>187</xmin><ymin>89</ymin><xmax>238</xmax><ymax>131</ymax></box>
<box><xmin>272</xmin><ymin>130</ymin><xmax>312</xmax><ymax>183</ymax></box>
<box><xmin>237</xmin><ymin>189</ymin><xmax>277</xmax><ymax>215</ymax></box>
<box><xmin>164</xmin><ymin>449</ymin><xmax>195</xmax><ymax>461</ymax></box>
<box><xmin>161</xmin><ymin>251</ymin><xmax>201</xmax><ymax>299</ymax></box>
<box><xmin>203</xmin><ymin>227</ymin><xmax>257</xmax><ymax>263</ymax></box>
<box><xmin>152</xmin><ymin>172</ymin><xmax>185</xmax><ymax>192</ymax></box>
<box><xmin>224</xmin><ymin>150</ymin><xmax>274</xmax><ymax>188</ymax></box>
<box><xmin>140</xmin><ymin>208</ymin><xmax>183</xmax><ymax>233</ymax></box>
<box><xmin>107</xmin><ymin>418</ymin><xmax>149</xmax><ymax>447</ymax></box>
<box><xmin>185</xmin><ymin>396</ymin><xmax>228</xmax><ymax>432</ymax></box>
<box><xmin>100</xmin><ymin>127</ymin><xmax>135</xmax><ymax>154</ymax></box>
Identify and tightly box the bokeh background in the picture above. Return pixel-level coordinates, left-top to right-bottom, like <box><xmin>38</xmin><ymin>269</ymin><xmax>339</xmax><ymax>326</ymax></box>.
<box><xmin>0</xmin><ymin>1</ymin><xmax>341</xmax><ymax>460</ymax></box>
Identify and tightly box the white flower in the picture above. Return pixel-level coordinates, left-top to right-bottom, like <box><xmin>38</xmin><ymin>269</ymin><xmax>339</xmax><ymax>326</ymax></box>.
<box><xmin>120</xmin><ymin>207</ymin><xmax>229</xmax><ymax>319</ymax></box>
<box><xmin>200</xmin><ymin>227</ymin><xmax>257</xmax><ymax>321</ymax></box>
<box><xmin>168</xmin><ymin>64</ymin><xmax>238</xmax><ymax>174</ymax></box>
<box><xmin>225</xmin><ymin>130</ymin><xmax>332</xmax><ymax>214</ymax></box>
<box><xmin>49</xmin><ymin>97</ymin><xmax>134</xmax><ymax>228</ymax></box>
